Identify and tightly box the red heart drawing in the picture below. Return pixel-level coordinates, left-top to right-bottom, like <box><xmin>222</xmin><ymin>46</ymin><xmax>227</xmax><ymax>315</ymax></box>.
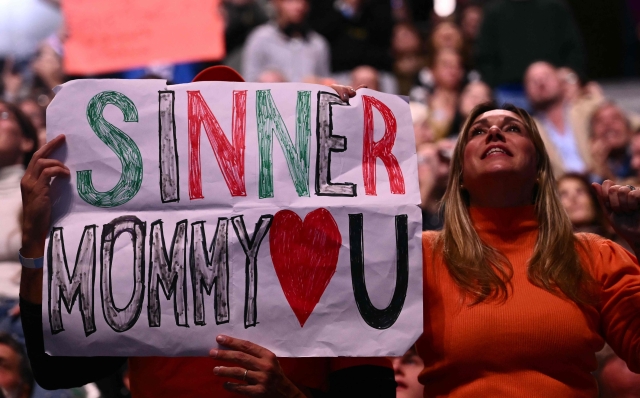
<box><xmin>269</xmin><ymin>208</ymin><xmax>341</xmax><ymax>327</ymax></box>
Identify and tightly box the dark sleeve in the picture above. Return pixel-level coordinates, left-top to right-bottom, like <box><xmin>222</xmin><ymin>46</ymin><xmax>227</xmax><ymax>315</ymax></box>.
<box><xmin>20</xmin><ymin>297</ymin><xmax>127</xmax><ymax>390</ymax></box>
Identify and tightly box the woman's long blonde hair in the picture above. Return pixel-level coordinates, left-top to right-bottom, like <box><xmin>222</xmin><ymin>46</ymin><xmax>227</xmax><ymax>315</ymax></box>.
<box><xmin>439</xmin><ymin>103</ymin><xmax>596</xmax><ymax>305</ymax></box>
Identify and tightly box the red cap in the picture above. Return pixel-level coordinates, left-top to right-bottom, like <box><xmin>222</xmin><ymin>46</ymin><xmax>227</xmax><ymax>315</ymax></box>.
<box><xmin>192</xmin><ymin>65</ymin><xmax>245</xmax><ymax>83</ymax></box>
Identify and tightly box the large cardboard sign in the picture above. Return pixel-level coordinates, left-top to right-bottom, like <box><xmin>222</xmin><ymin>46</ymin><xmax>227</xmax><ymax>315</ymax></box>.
<box><xmin>44</xmin><ymin>80</ymin><xmax>422</xmax><ymax>357</ymax></box>
<box><xmin>62</xmin><ymin>0</ymin><xmax>224</xmax><ymax>75</ymax></box>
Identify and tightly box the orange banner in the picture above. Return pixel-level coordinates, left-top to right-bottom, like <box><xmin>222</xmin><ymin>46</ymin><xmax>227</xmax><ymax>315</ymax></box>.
<box><xmin>63</xmin><ymin>0</ymin><xmax>224</xmax><ymax>75</ymax></box>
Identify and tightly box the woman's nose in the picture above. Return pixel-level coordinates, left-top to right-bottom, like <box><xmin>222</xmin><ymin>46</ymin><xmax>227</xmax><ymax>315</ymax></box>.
<box><xmin>485</xmin><ymin>125</ymin><xmax>505</xmax><ymax>142</ymax></box>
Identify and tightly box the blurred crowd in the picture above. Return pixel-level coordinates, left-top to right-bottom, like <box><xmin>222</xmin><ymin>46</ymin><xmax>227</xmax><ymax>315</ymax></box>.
<box><xmin>1</xmin><ymin>0</ymin><xmax>640</xmax><ymax>397</ymax></box>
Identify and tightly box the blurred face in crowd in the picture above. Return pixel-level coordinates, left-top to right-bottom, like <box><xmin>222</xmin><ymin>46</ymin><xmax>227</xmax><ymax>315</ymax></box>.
<box><xmin>18</xmin><ymin>99</ymin><xmax>47</xmax><ymax>147</ymax></box>
<box><xmin>631</xmin><ymin>133</ymin><xmax>640</xmax><ymax>177</ymax></box>
<box><xmin>557</xmin><ymin>176</ymin><xmax>596</xmax><ymax>227</ymax></box>
<box><xmin>524</xmin><ymin>62</ymin><xmax>563</xmax><ymax>110</ymax></box>
<box><xmin>431</xmin><ymin>22</ymin><xmax>463</xmax><ymax>52</ymax></box>
<box><xmin>557</xmin><ymin>67</ymin><xmax>580</xmax><ymax>103</ymax></box>
<box><xmin>459</xmin><ymin>81</ymin><xmax>491</xmax><ymax>118</ymax></box>
<box><xmin>461</xmin><ymin>6</ymin><xmax>483</xmax><ymax>40</ymax></box>
<box><xmin>351</xmin><ymin>65</ymin><xmax>380</xmax><ymax>91</ymax></box>
<box><xmin>411</xmin><ymin>103</ymin><xmax>434</xmax><ymax>145</ymax></box>
<box><xmin>18</xmin><ymin>99</ymin><xmax>45</xmax><ymax>131</ymax></box>
<box><xmin>0</xmin><ymin>104</ymin><xmax>33</xmax><ymax>168</ymax></box>
<box><xmin>0</xmin><ymin>344</ymin><xmax>29</xmax><ymax>398</ymax></box>
<box><xmin>274</xmin><ymin>0</ymin><xmax>308</xmax><ymax>26</ymax></box>
<box><xmin>392</xmin><ymin>349</ymin><xmax>424</xmax><ymax>398</ymax></box>
<box><xmin>392</xmin><ymin>24</ymin><xmax>422</xmax><ymax>56</ymax></box>
<box><xmin>432</xmin><ymin>50</ymin><xmax>464</xmax><ymax>91</ymax></box>
<box><xmin>590</xmin><ymin>104</ymin><xmax>631</xmax><ymax>152</ymax></box>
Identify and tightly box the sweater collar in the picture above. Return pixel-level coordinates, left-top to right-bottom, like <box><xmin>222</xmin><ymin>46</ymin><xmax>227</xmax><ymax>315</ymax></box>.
<box><xmin>469</xmin><ymin>205</ymin><xmax>538</xmax><ymax>238</ymax></box>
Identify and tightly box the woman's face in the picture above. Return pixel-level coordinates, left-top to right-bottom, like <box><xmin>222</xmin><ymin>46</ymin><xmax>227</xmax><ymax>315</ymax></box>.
<box><xmin>462</xmin><ymin>110</ymin><xmax>538</xmax><ymax>198</ymax></box>
<box><xmin>392</xmin><ymin>350</ymin><xmax>424</xmax><ymax>398</ymax></box>
<box><xmin>0</xmin><ymin>104</ymin><xmax>30</xmax><ymax>168</ymax></box>
<box><xmin>558</xmin><ymin>177</ymin><xmax>596</xmax><ymax>226</ymax></box>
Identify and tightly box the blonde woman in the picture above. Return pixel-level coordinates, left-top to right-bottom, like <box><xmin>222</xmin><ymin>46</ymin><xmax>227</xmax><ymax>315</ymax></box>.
<box><xmin>417</xmin><ymin>103</ymin><xmax>640</xmax><ymax>397</ymax></box>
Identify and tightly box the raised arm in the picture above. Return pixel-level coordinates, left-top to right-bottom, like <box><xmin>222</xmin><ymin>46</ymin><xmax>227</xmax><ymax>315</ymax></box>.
<box><xmin>591</xmin><ymin>180</ymin><xmax>640</xmax><ymax>372</ymax></box>
<box><xmin>19</xmin><ymin>135</ymin><xmax>126</xmax><ymax>389</ymax></box>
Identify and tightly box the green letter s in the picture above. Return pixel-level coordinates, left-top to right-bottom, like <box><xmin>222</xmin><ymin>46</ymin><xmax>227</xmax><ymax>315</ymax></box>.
<box><xmin>78</xmin><ymin>91</ymin><xmax>143</xmax><ymax>208</ymax></box>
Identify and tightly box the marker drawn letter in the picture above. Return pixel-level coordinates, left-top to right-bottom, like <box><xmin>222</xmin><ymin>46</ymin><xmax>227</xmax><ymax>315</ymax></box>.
<box><xmin>361</xmin><ymin>95</ymin><xmax>405</xmax><ymax>195</ymax></box>
<box><xmin>78</xmin><ymin>91</ymin><xmax>143</xmax><ymax>208</ymax></box>
<box><xmin>348</xmin><ymin>214</ymin><xmax>409</xmax><ymax>329</ymax></box>
<box><xmin>101</xmin><ymin>216</ymin><xmax>146</xmax><ymax>333</ymax></box>
<box><xmin>188</xmin><ymin>90</ymin><xmax>247</xmax><ymax>199</ymax></box>
<box><xmin>158</xmin><ymin>91</ymin><xmax>180</xmax><ymax>203</ymax></box>
<box><xmin>315</xmin><ymin>91</ymin><xmax>356</xmax><ymax>196</ymax></box>
<box><xmin>148</xmin><ymin>220</ymin><xmax>188</xmax><ymax>327</ymax></box>
<box><xmin>48</xmin><ymin>225</ymin><xmax>97</xmax><ymax>336</ymax></box>
<box><xmin>231</xmin><ymin>215</ymin><xmax>273</xmax><ymax>328</ymax></box>
<box><xmin>190</xmin><ymin>218</ymin><xmax>230</xmax><ymax>325</ymax></box>
<box><xmin>256</xmin><ymin>90</ymin><xmax>311</xmax><ymax>198</ymax></box>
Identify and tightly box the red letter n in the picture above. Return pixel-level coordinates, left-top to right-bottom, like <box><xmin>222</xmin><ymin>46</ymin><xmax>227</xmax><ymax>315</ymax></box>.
<box><xmin>188</xmin><ymin>90</ymin><xmax>247</xmax><ymax>199</ymax></box>
<box><xmin>362</xmin><ymin>95</ymin><xmax>405</xmax><ymax>196</ymax></box>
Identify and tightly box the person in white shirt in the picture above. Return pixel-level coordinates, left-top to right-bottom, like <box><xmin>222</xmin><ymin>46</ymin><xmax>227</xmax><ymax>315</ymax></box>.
<box><xmin>524</xmin><ymin>61</ymin><xmax>601</xmax><ymax>176</ymax></box>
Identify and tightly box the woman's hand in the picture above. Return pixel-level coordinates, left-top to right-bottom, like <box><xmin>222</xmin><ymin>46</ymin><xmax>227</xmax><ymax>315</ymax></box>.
<box><xmin>210</xmin><ymin>335</ymin><xmax>306</xmax><ymax>397</ymax></box>
<box><xmin>593</xmin><ymin>180</ymin><xmax>640</xmax><ymax>250</ymax></box>
<box><xmin>20</xmin><ymin>134</ymin><xmax>69</xmax><ymax>258</ymax></box>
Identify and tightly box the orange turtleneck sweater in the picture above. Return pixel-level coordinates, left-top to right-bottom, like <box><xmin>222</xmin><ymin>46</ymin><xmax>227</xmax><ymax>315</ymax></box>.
<box><xmin>416</xmin><ymin>206</ymin><xmax>640</xmax><ymax>397</ymax></box>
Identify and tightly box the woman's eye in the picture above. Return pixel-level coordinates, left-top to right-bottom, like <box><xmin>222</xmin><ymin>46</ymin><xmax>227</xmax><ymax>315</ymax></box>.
<box><xmin>471</xmin><ymin>128</ymin><xmax>483</xmax><ymax>136</ymax></box>
<box><xmin>506</xmin><ymin>125</ymin><xmax>521</xmax><ymax>132</ymax></box>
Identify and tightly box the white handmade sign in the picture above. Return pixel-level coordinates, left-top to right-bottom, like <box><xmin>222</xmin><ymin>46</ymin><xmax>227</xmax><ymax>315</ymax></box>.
<box><xmin>44</xmin><ymin>79</ymin><xmax>422</xmax><ymax>357</ymax></box>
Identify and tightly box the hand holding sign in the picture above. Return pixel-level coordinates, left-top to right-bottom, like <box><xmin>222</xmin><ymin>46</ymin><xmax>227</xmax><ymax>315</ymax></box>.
<box><xmin>211</xmin><ymin>335</ymin><xmax>306</xmax><ymax>397</ymax></box>
<box><xmin>20</xmin><ymin>135</ymin><xmax>69</xmax><ymax>258</ymax></box>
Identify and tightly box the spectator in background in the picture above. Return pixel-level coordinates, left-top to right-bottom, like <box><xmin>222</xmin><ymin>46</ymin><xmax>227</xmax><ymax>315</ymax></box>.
<box><xmin>30</xmin><ymin>41</ymin><xmax>64</xmax><ymax>102</ymax></box>
<box><xmin>410</xmin><ymin>102</ymin><xmax>433</xmax><ymax>146</ymax></box>
<box><xmin>415</xmin><ymin>49</ymin><xmax>465</xmax><ymax>140</ymax></box>
<box><xmin>446</xmin><ymin>80</ymin><xmax>492</xmax><ymax>138</ymax></box>
<box><xmin>590</xmin><ymin>102</ymin><xmax>635</xmax><ymax>182</ymax></box>
<box><xmin>351</xmin><ymin>65</ymin><xmax>379</xmax><ymax>91</ymax></box>
<box><xmin>476</xmin><ymin>0</ymin><xmax>585</xmax><ymax>109</ymax></box>
<box><xmin>392</xmin><ymin>23</ymin><xmax>425</xmax><ymax>96</ymax></box>
<box><xmin>222</xmin><ymin>0</ymin><xmax>269</xmax><ymax>72</ymax></box>
<box><xmin>0</xmin><ymin>332</ymin><xmax>33</xmax><ymax>398</ymax></box>
<box><xmin>417</xmin><ymin>139</ymin><xmax>455</xmax><ymax>231</ymax></box>
<box><xmin>308</xmin><ymin>0</ymin><xmax>393</xmax><ymax>74</ymax></box>
<box><xmin>557</xmin><ymin>173</ymin><xmax>610</xmax><ymax>237</ymax></box>
<box><xmin>410</xmin><ymin>21</ymin><xmax>466</xmax><ymax>104</ymax></box>
<box><xmin>242</xmin><ymin>0</ymin><xmax>330</xmax><ymax>82</ymax></box>
<box><xmin>0</xmin><ymin>101</ymin><xmax>37</xmax><ymax>331</ymax></box>
<box><xmin>426</xmin><ymin>21</ymin><xmax>464</xmax><ymax>60</ymax></box>
<box><xmin>391</xmin><ymin>346</ymin><xmax>424</xmax><ymax>398</ymax></box>
<box><xmin>628</xmin><ymin>128</ymin><xmax>640</xmax><ymax>186</ymax></box>
<box><xmin>17</xmin><ymin>98</ymin><xmax>46</xmax><ymax>148</ymax></box>
<box><xmin>524</xmin><ymin>61</ymin><xmax>595</xmax><ymax>176</ymax></box>
<box><xmin>459</xmin><ymin>3</ymin><xmax>483</xmax><ymax>71</ymax></box>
